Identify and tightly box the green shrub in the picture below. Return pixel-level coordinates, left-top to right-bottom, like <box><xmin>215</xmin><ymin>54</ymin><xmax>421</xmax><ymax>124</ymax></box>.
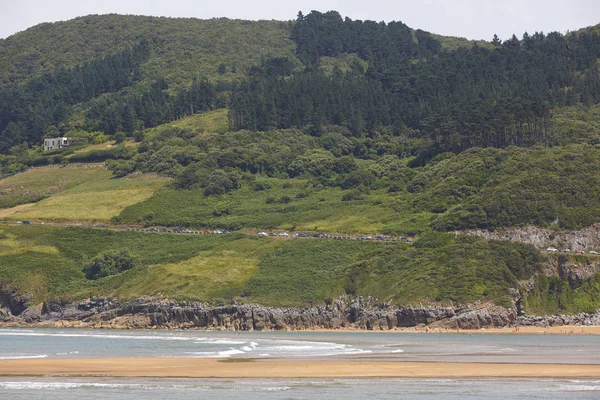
<box><xmin>341</xmin><ymin>189</ymin><xmax>366</xmax><ymax>201</ymax></box>
<box><xmin>83</xmin><ymin>250</ymin><xmax>136</xmax><ymax>280</ymax></box>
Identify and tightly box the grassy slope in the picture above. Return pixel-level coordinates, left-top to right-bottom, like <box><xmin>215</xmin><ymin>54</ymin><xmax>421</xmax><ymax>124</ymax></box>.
<box><xmin>117</xmin><ymin>178</ymin><xmax>430</xmax><ymax>235</ymax></box>
<box><xmin>143</xmin><ymin>109</ymin><xmax>230</xmax><ymax>138</ymax></box>
<box><xmin>71</xmin><ymin>139</ymin><xmax>138</xmax><ymax>154</ymax></box>
<box><xmin>0</xmin><ymin>164</ymin><xmax>169</xmax><ymax>221</ymax></box>
<box><xmin>0</xmin><ymin>164</ymin><xmax>111</xmax><ymax>208</ymax></box>
<box><xmin>3</xmin><ymin>108</ymin><xmax>600</xmax><ymax>232</ymax></box>
<box><xmin>0</xmin><ymin>225</ymin><xmax>549</xmax><ymax>309</ymax></box>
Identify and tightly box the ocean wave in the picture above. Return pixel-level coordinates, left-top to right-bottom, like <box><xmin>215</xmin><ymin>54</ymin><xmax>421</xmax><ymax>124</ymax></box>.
<box><xmin>0</xmin><ymin>331</ymin><xmax>201</xmax><ymax>342</ymax></box>
<box><xmin>183</xmin><ymin>348</ymin><xmax>247</xmax><ymax>358</ymax></box>
<box><xmin>0</xmin><ymin>381</ymin><xmax>210</xmax><ymax>391</ymax></box>
<box><xmin>0</xmin><ymin>355</ymin><xmax>48</xmax><ymax>360</ymax></box>
<box><xmin>193</xmin><ymin>338</ymin><xmax>247</xmax><ymax>345</ymax></box>
<box><xmin>557</xmin><ymin>384</ymin><xmax>600</xmax><ymax>391</ymax></box>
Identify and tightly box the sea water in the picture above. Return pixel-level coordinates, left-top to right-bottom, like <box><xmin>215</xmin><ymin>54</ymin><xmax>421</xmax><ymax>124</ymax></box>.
<box><xmin>1</xmin><ymin>328</ymin><xmax>599</xmax><ymax>399</ymax></box>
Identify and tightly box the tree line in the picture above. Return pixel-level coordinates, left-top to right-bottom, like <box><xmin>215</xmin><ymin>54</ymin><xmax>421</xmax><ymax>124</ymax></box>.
<box><xmin>0</xmin><ymin>41</ymin><xmax>151</xmax><ymax>153</ymax></box>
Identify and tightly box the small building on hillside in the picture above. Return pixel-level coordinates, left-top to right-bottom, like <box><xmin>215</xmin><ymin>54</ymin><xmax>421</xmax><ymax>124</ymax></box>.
<box><xmin>44</xmin><ymin>137</ymin><xmax>70</xmax><ymax>151</ymax></box>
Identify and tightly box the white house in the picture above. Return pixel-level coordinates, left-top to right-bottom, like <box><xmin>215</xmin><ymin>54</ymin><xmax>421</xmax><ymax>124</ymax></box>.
<box><xmin>44</xmin><ymin>137</ymin><xmax>70</xmax><ymax>151</ymax></box>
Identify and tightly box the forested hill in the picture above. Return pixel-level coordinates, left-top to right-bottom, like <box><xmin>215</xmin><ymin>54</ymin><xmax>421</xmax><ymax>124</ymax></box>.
<box><xmin>0</xmin><ymin>11</ymin><xmax>485</xmax><ymax>152</ymax></box>
<box><xmin>0</xmin><ymin>14</ymin><xmax>297</xmax><ymax>86</ymax></box>
<box><xmin>0</xmin><ymin>11</ymin><xmax>599</xmax><ymax>154</ymax></box>
<box><xmin>0</xmin><ymin>11</ymin><xmax>600</xmax><ymax>234</ymax></box>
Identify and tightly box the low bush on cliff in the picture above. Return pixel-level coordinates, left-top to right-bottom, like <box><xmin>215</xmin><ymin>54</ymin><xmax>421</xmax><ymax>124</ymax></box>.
<box><xmin>420</xmin><ymin>145</ymin><xmax>600</xmax><ymax>231</ymax></box>
<box><xmin>524</xmin><ymin>273</ymin><xmax>600</xmax><ymax>315</ymax></box>
<box><xmin>83</xmin><ymin>250</ymin><xmax>136</xmax><ymax>280</ymax></box>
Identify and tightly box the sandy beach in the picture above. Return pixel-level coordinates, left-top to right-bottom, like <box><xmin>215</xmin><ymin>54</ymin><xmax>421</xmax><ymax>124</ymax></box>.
<box><xmin>1</xmin><ymin>358</ymin><xmax>599</xmax><ymax>379</ymax></box>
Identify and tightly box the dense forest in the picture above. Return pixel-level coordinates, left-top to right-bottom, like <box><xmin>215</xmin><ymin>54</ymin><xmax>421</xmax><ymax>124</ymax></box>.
<box><xmin>230</xmin><ymin>11</ymin><xmax>600</xmax><ymax>157</ymax></box>
<box><xmin>2</xmin><ymin>11</ymin><xmax>600</xmax><ymax>155</ymax></box>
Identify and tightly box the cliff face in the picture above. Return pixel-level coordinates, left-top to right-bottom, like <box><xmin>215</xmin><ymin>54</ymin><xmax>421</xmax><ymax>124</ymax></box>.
<box><xmin>2</xmin><ymin>291</ymin><xmax>599</xmax><ymax>330</ymax></box>
<box><xmin>1</xmin><ymin>296</ymin><xmax>518</xmax><ymax>331</ymax></box>
<box><xmin>542</xmin><ymin>257</ymin><xmax>600</xmax><ymax>289</ymax></box>
<box><xmin>465</xmin><ymin>224</ymin><xmax>600</xmax><ymax>251</ymax></box>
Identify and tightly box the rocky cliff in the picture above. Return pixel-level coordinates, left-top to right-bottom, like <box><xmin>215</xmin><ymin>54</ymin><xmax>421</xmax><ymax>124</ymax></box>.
<box><xmin>0</xmin><ymin>295</ymin><xmax>521</xmax><ymax>331</ymax></box>
<box><xmin>2</xmin><ymin>291</ymin><xmax>599</xmax><ymax>330</ymax></box>
<box><xmin>542</xmin><ymin>256</ymin><xmax>600</xmax><ymax>289</ymax></box>
<box><xmin>465</xmin><ymin>223</ymin><xmax>600</xmax><ymax>251</ymax></box>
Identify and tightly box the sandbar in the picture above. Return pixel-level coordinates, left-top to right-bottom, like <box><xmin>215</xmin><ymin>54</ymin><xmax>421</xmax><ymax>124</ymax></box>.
<box><xmin>1</xmin><ymin>358</ymin><xmax>599</xmax><ymax>378</ymax></box>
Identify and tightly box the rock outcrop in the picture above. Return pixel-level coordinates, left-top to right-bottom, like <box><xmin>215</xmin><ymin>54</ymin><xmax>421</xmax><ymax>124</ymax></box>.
<box><xmin>542</xmin><ymin>257</ymin><xmax>600</xmax><ymax>289</ymax></box>
<box><xmin>515</xmin><ymin>311</ymin><xmax>600</xmax><ymax>327</ymax></box>
<box><xmin>0</xmin><ymin>296</ymin><xmax>518</xmax><ymax>331</ymax></box>
<box><xmin>465</xmin><ymin>223</ymin><xmax>600</xmax><ymax>251</ymax></box>
<box><xmin>0</xmin><ymin>284</ymin><xmax>31</xmax><ymax>321</ymax></box>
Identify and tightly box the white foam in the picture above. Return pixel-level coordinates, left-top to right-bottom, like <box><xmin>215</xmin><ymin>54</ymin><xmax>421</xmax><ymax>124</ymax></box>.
<box><xmin>230</xmin><ymin>386</ymin><xmax>291</xmax><ymax>392</ymax></box>
<box><xmin>194</xmin><ymin>338</ymin><xmax>246</xmax><ymax>345</ymax></box>
<box><xmin>0</xmin><ymin>331</ymin><xmax>199</xmax><ymax>342</ymax></box>
<box><xmin>0</xmin><ymin>381</ymin><xmax>210</xmax><ymax>391</ymax></box>
<box><xmin>184</xmin><ymin>348</ymin><xmax>247</xmax><ymax>358</ymax></box>
<box><xmin>0</xmin><ymin>330</ymin><xmax>370</xmax><ymax>358</ymax></box>
<box><xmin>218</xmin><ymin>348</ymin><xmax>246</xmax><ymax>357</ymax></box>
<box><xmin>557</xmin><ymin>385</ymin><xmax>600</xmax><ymax>391</ymax></box>
<box><xmin>0</xmin><ymin>355</ymin><xmax>48</xmax><ymax>360</ymax></box>
<box><xmin>391</xmin><ymin>349</ymin><xmax>404</xmax><ymax>353</ymax></box>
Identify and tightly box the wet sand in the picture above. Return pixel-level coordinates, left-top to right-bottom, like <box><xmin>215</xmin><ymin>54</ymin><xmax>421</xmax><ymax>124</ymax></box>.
<box><xmin>1</xmin><ymin>358</ymin><xmax>599</xmax><ymax>378</ymax></box>
<box><xmin>309</xmin><ymin>325</ymin><xmax>600</xmax><ymax>335</ymax></box>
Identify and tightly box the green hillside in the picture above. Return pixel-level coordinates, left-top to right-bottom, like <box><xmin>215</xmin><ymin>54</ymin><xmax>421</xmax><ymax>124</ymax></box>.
<box><xmin>1</xmin><ymin>11</ymin><xmax>599</xmax><ymax>315</ymax></box>
<box><xmin>0</xmin><ymin>225</ymin><xmax>541</xmax><ymax>307</ymax></box>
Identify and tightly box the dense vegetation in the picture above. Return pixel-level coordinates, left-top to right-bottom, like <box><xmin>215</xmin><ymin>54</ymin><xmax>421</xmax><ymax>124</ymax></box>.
<box><xmin>1</xmin><ymin>11</ymin><xmax>600</xmax><ymax>314</ymax></box>
<box><xmin>230</xmin><ymin>11</ymin><xmax>600</xmax><ymax>157</ymax></box>
<box><xmin>8</xmin><ymin>11</ymin><xmax>600</xmax><ymax>158</ymax></box>
<box><xmin>524</xmin><ymin>255</ymin><xmax>600</xmax><ymax>315</ymax></box>
<box><xmin>0</xmin><ymin>225</ymin><xmax>548</xmax><ymax>308</ymax></box>
<box><xmin>83</xmin><ymin>250</ymin><xmax>136</xmax><ymax>280</ymax></box>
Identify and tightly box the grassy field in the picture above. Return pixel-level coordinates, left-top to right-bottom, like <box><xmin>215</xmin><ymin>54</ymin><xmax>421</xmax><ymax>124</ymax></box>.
<box><xmin>0</xmin><ymin>164</ymin><xmax>112</xmax><ymax>208</ymax></box>
<box><xmin>0</xmin><ymin>164</ymin><xmax>169</xmax><ymax>222</ymax></box>
<box><xmin>0</xmin><ymin>225</ymin><xmax>561</xmax><ymax>310</ymax></box>
<box><xmin>143</xmin><ymin>109</ymin><xmax>229</xmax><ymax>140</ymax></box>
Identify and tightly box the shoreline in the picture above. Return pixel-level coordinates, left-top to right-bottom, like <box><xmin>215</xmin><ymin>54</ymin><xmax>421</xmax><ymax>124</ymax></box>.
<box><xmin>3</xmin><ymin>324</ymin><xmax>600</xmax><ymax>335</ymax></box>
<box><xmin>1</xmin><ymin>358</ymin><xmax>599</xmax><ymax>378</ymax></box>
